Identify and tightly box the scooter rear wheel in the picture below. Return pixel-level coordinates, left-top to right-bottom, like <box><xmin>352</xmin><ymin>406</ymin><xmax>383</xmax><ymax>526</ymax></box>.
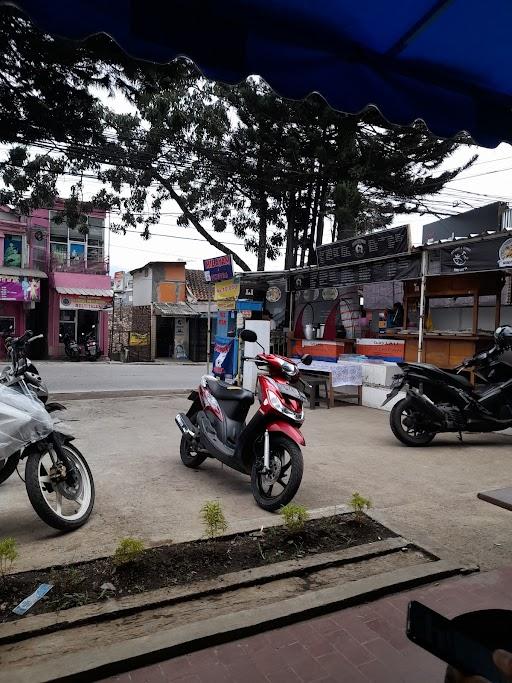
<box><xmin>180</xmin><ymin>415</ymin><xmax>207</xmax><ymax>468</ymax></box>
<box><xmin>251</xmin><ymin>434</ymin><xmax>303</xmax><ymax>512</ymax></box>
<box><xmin>390</xmin><ymin>398</ymin><xmax>436</xmax><ymax>447</ymax></box>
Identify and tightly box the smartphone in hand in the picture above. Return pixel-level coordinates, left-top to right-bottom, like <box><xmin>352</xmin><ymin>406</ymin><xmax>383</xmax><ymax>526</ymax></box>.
<box><xmin>406</xmin><ymin>601</ymin><xmax>504</xmax><ymax>682</ymax></box>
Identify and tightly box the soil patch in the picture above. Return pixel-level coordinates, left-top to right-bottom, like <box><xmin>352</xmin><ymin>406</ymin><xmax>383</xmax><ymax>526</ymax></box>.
<box><xmin>0</xmin><ymin>513</ymin><xmax>394</xmax><ymax>622</ymax></box>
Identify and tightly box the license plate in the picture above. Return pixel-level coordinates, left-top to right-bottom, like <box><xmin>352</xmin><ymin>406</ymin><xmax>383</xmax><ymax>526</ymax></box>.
<box><xmin>280</xmin><ymin>384</ymin><xmax>302</xmax><ymax>401</ymax></box>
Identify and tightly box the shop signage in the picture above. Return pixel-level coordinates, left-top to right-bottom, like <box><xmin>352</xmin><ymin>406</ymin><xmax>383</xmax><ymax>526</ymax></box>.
<box><xmin>113</xmin><ymin>271</ymin><xmax>125</xmax><ymax>292</ymax></box>
<box><xmin>216</xmin><ymin>298</ymin><xmax>236</xmax><ymax>311</ymax></box>
<box><xmin>60</xmin><ymin>295</ymin><xmax>109</xmax><ymax>310</ymax></box>
<box><xmin>291</xmin><ymin>255</ymin><xmax>421</xmax><ymax>291</ymax></box>
<box><xmin>214</xmin><ymin>278</ymin><xmax>240</xmax><ymax>301</ymax></box>
<box><xmin>0</xmin><ymin>276</ymin><xmax>40</xmax><ymax>302</ymax></box>
<box><xmin>213</xmin><ymin>337</ymin><xmax>235</xmax><ymax>377</ymax></box>
<box><xmin>316</xmin><ymin>225</ymin><xmax>410</xmax><ymax>267</ymax></box>
<box><xmin>203</xmin><ymin>255</ymin><xmax>233</xmax><ymax>283</ymax></box>
<box><xmin>129</xmin><ymin>332</ymin><xmax>149</xmax><ymax>346</ymax></box>
<box><xmin>431</xmin><ymin>234</ymin><xmax>512</xmax><ymax>274</ymax></box>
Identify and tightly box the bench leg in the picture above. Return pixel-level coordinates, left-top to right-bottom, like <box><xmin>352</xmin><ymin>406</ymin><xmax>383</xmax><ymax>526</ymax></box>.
<box><xmin>309</xmin><ymin>386</ymin><xmax>316</xmax><ymax>410</ymax></box>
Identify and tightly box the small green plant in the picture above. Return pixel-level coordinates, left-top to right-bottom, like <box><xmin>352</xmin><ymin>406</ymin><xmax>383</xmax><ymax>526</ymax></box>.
<box><xmin>113</xmin><ymin>538</ymin><xmax>145</xmax><ymax>567</ymax></box>
<box><xmin>350</xmin><ymin>492</ymin><xmax>372</xmax><ymax>522</ymax></box>
<box><xmin>201</xmin><ymin>500</ymin><xmax>228</xmax><ymax>538</ymax></box>
<box><xmin>280</xmin><ymin>503</ymin><xmax>309</xmax><ymax>534</ymax></box>
<box><xmin>0</xmin><ymin>537</ymin><xmax>18</xmax><ymax>578</ymax></box>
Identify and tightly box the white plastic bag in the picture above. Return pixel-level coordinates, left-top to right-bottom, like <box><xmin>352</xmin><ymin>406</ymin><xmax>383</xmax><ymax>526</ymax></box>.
<box><xmin>0</xmin><ymin>385</ymin><xmax>53</xmax><ymax>461</ymax></box>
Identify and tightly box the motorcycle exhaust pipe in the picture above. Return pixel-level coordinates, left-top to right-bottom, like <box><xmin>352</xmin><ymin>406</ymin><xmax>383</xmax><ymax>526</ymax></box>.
<box><xmin>175</xmin><ymin>413</ymin><xmax>197</xmax><ymax>440</ymax></box>
<box><xmin>407</xmin><ymin>390</ymin><xmax>446</xmax><ymax>424</ymax></box>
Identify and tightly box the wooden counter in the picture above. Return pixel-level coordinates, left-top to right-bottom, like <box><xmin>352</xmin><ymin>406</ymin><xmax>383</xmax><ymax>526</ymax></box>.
<box><xmin>288</xmin><ymin>337</ymin><xmax>355</xmax><ymax>361</ymax></box>
<box><xmin>391</xmin><ymin>333</ymin><xmax>492</xmax><ymax>368</ymax></box>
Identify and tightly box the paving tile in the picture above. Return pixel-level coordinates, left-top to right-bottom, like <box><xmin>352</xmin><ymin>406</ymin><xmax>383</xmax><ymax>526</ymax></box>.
<box><xmin>316</xmin><ymin>652</ymin><xmax>368</xmax><ymax>683</ymax></box>
<box><xmin>311</xmin><ymin>616</ymin><xmax>343</xmax><ymax>635</ymax></box>
<box><xmin>265</xmin><ymin>667</ymin><xmax>302</xmax><ymax>682</ymax></box>
<box><xmin>159</xmin><ymin>656</ymin><xmax>192</xmax><ymax>680</ymax></box>
<box><xmin>364</xmin><ymin>618</ymin><xmax>406</xmax><ymax>649</ymax></box>
<box><xmin>224</xmin><ymin>658</ymin><xmax>268</xmax><ymax>683</ymax></box>
<box><xmin>129</xmin><ymin>665</ymin><xmax>165</xmax><ymax>683</ymax></box>
<box><xmin>302</xmin><ymin>633</ymin><xmax>336</xmax><ymax>658</ymax></box>
<box><xmin>215</xmin><ymin>641</ymin><xmax>249</xmax><ymax>665</ymax></box>
<box><xmin>332</xmin><ymin>636</ymin><xmax>375</xmax><ymax>667</ymax></box>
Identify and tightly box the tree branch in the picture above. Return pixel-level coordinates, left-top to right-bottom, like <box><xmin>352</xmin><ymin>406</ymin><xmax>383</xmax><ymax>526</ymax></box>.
<box><xmin>152</xmin><ymin>170</ymin><xmax>251</xmax><ymax>271</ymax></box>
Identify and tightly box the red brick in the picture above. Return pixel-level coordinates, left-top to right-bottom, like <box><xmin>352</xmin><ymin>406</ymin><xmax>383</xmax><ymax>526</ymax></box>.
<box><xmin>316</xmin><ymin>652</ymin><xmax>367</xmax><ymax>683</ymax></box>
<box><xmin>224</xmin><ymin>658</ymin><xmax>267</xmax><ymax>683</ymax></box>
<box><xmin>236</xmin><ymin>633</ymin><xmax>270</xmax><ymax>655</ymax></box>
<box><xmin>265</xmin><ymin>625</ymin><xmax>299</xmax><ymax>648</ymax></box>
<box><xmin>265</xmin><ymin>667</ymin><xmax>302</xmax><ymax>682</ymax></box>
<box><xmin>335</xmin><ymin>617</ymin><xmax>380</xmax><ymax>645</ymax></box>
<box><xmin>159</xmin><ymin>656</ymin><xmax>192</xmax><ymax>680</ymax></box>
<box><xmin>358</xmin><ymin>658</ymin><xmax>399</xmax><ymax>683</ymax></box>
<box><xmin>302</xmin><ymin>633</ymin><xmax>336</xmax><ymax>658</ymax></box>
<box><xmin>364</xmin><ymin>618</ymin><xmax>406</xmax><ymax>649</ymax></box>
<box><xmin>333</xmin><ymin>637</ymin><xmax>375</xmax><ymax>667</ymax></box>
<box><xmin>129</xmin><ymin>665</ymin><xmax>165</xmax><ymax>683</ymax></box>
<box><xmin>311</xmin><ymin>617</ymin><xmax>341</xmax><ymax>635</ymax></box>
<box><xmin>215</xmin><ymin>641</ymin><xmax>249</xmax><ymax>665</ymax></box>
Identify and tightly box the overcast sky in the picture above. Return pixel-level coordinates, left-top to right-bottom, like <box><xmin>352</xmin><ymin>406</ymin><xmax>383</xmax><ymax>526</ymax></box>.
<box><xmin>33</xmin><ymin>91</ymin><xmax>512</xmax><ymax>277</ymax></box>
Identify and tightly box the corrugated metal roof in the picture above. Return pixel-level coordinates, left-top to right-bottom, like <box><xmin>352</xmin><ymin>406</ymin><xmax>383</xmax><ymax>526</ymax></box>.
<box><xmin>55</xmin><ymin>287</ymin><xmax>112</xmax><ymax>297</ymax></box>
<box><xmin>0</xmin><ymin>266</ymin><xmax>47</xmax><ymax>279</ymax></box>
<box><xmin>154</xmin><ymin>302</ymin><xmax>198</xmax><ymax>317</ymax></box>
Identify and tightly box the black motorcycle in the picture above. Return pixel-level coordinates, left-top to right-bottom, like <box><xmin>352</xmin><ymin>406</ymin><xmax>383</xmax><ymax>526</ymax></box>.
<box><xmin>384</xmin><ymin>325</ymin><xmax>512</xmax><ymax>446</ymax></box>
<box><xmin>81</xmin><ymin>326</ymin><xmax>101</xmax><ymax>361</ymax></box>
<box><xmin>60</xmin><ymin>331</ymin><xmax>81</xmax><ymax>361</ymax></box>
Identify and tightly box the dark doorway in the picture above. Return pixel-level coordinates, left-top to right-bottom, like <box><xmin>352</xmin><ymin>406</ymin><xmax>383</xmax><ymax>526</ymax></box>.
<box><xmin>25</xmin><ymin>279</ymin><xmax>49</xmax><ymax>359</ymax></box>
<box><xmin>156</xmin><ymin>316</ymin><xmax>174</xmax><ymax>357</ymax></box>
<box><xmin>188</xmin><ymin>317</ymin><xmax>207</xmax><ymax>362</ymax></box>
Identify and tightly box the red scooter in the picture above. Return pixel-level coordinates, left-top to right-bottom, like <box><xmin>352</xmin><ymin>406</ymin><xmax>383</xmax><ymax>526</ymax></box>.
<box><xmin>175</xmin><ymin>329</ymin><xmax>312</xmax><ymax>511</ymax></box>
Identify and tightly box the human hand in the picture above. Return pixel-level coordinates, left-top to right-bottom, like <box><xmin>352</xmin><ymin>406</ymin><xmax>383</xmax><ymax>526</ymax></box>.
<box><xmin>445</xmin><ymin>650</ymin><xmax>512</xmax><ymax>682</ymax></box>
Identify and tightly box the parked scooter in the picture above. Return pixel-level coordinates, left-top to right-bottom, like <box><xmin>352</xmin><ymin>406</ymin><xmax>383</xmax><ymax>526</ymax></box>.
<box><xmin>0</xmin><ymin>330</ymin><xmax>95</xmax><ymax>530</ymax></box>
<box><xmin>60</xmin><ymin>331</ymin><xmax>81</xmax><ymax>361</ymax></box>
<box><xmin>384</xmin><ymin>325</ymin><xmax>512</xmax><ymax>446</ymax></box>
<box><xmin>81</xmin><ymin>326</ymin><xmax>101</xmax><ymax>361</ymax></box>
<box><xmin>175</xmin><ymin>329</ymin><xmax>312</xmax><ymax>511</ymax></box>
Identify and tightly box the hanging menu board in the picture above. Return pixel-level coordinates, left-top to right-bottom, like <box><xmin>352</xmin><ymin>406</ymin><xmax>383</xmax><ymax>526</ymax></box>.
<box><xmin>290</xmin><ymin>254</ymin><xmax>420</xmax><ymax>291</ymax></box>
<box><xmin>316</xmin><ymin>225</ymin><xmax>410</xmax><ymax>267</ymax></box>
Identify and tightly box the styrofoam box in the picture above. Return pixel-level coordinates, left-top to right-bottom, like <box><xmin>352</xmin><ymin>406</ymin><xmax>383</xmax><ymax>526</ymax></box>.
<box><xmin>361</xmin><ymin>362</ymin><xmax>401</xmax><ymax>388</ymax></box>
<box><xmin>362</xmin><ymin>385</ymin><xmax>405</xmax><ymax>411</ymax></box>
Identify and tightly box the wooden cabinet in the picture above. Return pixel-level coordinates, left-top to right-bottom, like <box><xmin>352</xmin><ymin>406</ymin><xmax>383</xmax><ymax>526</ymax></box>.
<box><xmin>402</xmin><ymin>335</ymin><xmax>491</xmax><ymax>368</ymax></box>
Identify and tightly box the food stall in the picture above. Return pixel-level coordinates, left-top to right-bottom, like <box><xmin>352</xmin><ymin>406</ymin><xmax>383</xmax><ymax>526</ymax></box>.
<box><xmin>383</xmin><ymin>232</ymin><xmax>512</xmax><ymax>367</ymax></box>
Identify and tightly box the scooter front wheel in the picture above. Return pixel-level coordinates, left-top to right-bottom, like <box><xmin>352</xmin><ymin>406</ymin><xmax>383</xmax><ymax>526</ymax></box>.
<box><xmin>251</xmin><ymin>434</ymin><xmax>303</xmax><ymax>512</ymax></box>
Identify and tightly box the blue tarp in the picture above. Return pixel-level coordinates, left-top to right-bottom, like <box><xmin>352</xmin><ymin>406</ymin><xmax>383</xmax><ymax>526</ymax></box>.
<box><xmin>7</xmin><ymin>1</ymin><xmax>512</xmax><ymax>147</ymax></box>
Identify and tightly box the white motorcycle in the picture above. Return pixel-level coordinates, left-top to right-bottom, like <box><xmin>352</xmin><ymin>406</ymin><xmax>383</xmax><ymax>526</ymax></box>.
<box><xmin>0</xmin><ymin>331</ymin><xmax>95</xmax><ymax>531</ymax></box>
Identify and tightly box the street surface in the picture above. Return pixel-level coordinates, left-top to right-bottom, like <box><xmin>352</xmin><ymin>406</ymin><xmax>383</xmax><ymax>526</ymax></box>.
<box><xmin>34</xmin><ymin>361</ymin><xmax>204</xmax><ymax>394</ymax></box>
<box><xmin>2</xmin><ymin>396</ymin><xmax>512</xmax><ymax>573</ymax></box>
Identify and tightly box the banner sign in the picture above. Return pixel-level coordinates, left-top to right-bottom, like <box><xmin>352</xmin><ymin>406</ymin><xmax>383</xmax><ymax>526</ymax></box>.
<box><xmin>203</xmin><ymin>255</ymin><xmax>233</xmax><ymax>283</ymax></box>
<box><xmin>113</xmin><ymin>271</ymin><xmax>125</xmax><ymax>292</ymax></box>
<box><xmin>60</xmin><ymin>295</ymin><xmax>109</xmax><ymax>310</ymax></box>
<box><xmin>216</xmin><ymin>298</ymin><xmax>236</xmax><ymax>311</ymax></box>
<box><xmin>316</xmin><ymin>225</ymin><xmax>410</xmax><ymax>267</ymax></box>
<box><xmin>291</xmin><ymin>255</ymin><xmax>421</xmax><ymax>291</ymax></box>
<box><xmin>214</xmin><ymin>278</ymin><xmax>240</xmax><ymax>301</ymax></box>
<box><xmin>430</xmin><ymin>234</ymin><xmax>512</xmax><ymax>274</ymax></box>
<box><xmin>0</xmin><ymin>276</ymin><xmax>40</xmax><ymax>302</ymax></box>
<box><xmin>129</xmin><ymin>332</ymin><xmax>149</xmax><ymax>346</ymax></box>
<box><xmin>212</xmin><ymin>336</ymin><xmax>235</xmax><ymax>377</ymax></box>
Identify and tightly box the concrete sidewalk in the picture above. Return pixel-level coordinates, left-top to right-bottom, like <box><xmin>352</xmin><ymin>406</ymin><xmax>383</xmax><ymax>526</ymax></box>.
<box><xmin>103</xmin><ymin>565</ymin><xmax>512</xmax><ymax>683</ymax></box>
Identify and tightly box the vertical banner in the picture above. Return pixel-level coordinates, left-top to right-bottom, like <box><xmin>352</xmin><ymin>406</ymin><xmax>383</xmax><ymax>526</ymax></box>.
<box><xmin>212</xmin><ymin>336</ymin><xmax>235</xmax><ymax>377</ymax></box>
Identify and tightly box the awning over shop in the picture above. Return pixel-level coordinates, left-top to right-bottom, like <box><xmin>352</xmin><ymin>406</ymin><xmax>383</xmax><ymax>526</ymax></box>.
<box><xmin>0</xmin><ymin>266</ymin><xmax>47</xmax><ymax>279</ymax></box>
<box><xmin>9</xmin><ymin>0</ymin><xmax>512</xmax><ymax>146</ymax></box>
<box><xmin>55</xmin><ymin>286</ymin><xmax>112</xmax><ymax>297</ymax></box>
<box><xmin>153</xmin><ymin>302</ymin><xmax>198</xmax><ymax>317</ymax></box>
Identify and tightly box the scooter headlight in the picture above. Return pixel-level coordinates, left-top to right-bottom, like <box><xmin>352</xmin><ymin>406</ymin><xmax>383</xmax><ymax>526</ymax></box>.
<box><xmin>267</xmin><ymin>390</ymin><xmax>304</xmax><ymax>422</ymax></box>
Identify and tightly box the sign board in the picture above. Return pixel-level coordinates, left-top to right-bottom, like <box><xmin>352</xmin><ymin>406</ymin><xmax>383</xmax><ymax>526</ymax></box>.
<box><xmin>429</xmin><ymin>234</ymin><xmax>512</xmax><ymax>275</ymax></box>
<box><xmin>217</xmin><ymin>298</ymin><xmax>236</xmax><ymax>311</ymax></box>
<box><xmin>212</xmin><ymin>336</ymin><xmax>236</xmax><ymax>377</ymax></box>
<box><xmin>203</xmin><ymin>255</ymin><xmax>233</xmax><ymax>283</ymax></box>
<box><xmin>291</xmin><ymin>255</ymin><xmax>421</xmax><ymax>291</ymax></box>
<box><xmin>235</xmin><ymin>299</ymin><xmax>263</xmax><ymax>311</ymax></box>
<box><xmin>316</xmin><ymin>225</ymin><xmax>410</xmax><ymax>267</ymax></box>
<box><xmin>60</xmin><ymin>295</ymin><xmax>109</xmax><ymax>310</ymax></box>
<box><xmin>113</xmin><ymin>271</ymin><xmax>125</xmax><ymax>292</ymax></box>
<box><xmin>214</xmin><ymin>279</ymin><xmax>240</xmax><ymax>301</ymax></box>
<box><xmin>129</xmin><ymin>332</ymin><xmax>149</xmax><ymax>346</ymax></box>
<box><xmin>0</xmin><ymin>276</ymin><xmax>40</xmax><ymax>302</ymax></box>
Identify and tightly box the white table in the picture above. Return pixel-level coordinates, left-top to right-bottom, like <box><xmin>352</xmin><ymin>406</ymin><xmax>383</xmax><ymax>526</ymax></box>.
<box><xmin>298</xmin><ymin>360</ymin><xmax>363</xmax><ymax>407</ymax></box>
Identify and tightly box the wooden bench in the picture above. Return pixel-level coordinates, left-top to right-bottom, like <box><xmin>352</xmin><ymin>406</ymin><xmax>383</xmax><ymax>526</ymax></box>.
<box><xmin>302</xmin><ymin>375</ymin><xmax>330</xmax><ymax>409</ymax></box>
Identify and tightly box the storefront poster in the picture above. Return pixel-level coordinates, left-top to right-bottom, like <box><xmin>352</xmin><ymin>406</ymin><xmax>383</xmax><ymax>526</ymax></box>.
<box><xmin>212</xmin><ymin>336</ymin><xmax>235</xmax><ymax>377</ymax></box>
<box><xmin>60</xmin><ymin>295</ymin><xmax>109</xmax><ymax>310</ymax></box>
<box><xmin>291</xmin><ymin>254</ymin><xmax>421</xmax><ymax>291</ymax></box>
<box><xmin>214</xmin><ymin>279</ymin><xmax>240</xmax><ymax>301</ymax></box>
<box><xmin>431</xmin><ymin>234</ymin><xmax>512</xmax><ymax>274</ymax></box>
<box><xmin>69</xmin><ymin>242</ymin><xmax>85</xmax><ymax>262</ymax></box>
<box><xmin>3</xmin><ymin>236</ymin><xmax>22</xmax><ymax>267</ymax></box>
<box><xmin>129</xmin><ymin>332</ymin><xmax>149</xmax><ymax>346</ymax></box>
<box><xmin>113</xmin><ymin>271</ymin><xmax>125</xmax><ymax>292</ymax></box>
<box><xmin>316</xmin><ymin>226</ymin><xmax>410</xmax><ymax>267</ymax></box>
<box><xmin>0</xmin><ymin>276</ymin><xmax>40</xmax><ymax>301</ymax></box>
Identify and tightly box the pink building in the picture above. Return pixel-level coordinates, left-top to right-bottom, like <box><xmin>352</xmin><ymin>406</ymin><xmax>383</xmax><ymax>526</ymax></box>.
<box><xmin>0</xmin><ymin>200</ymin><xmax>111</xmax><ymax>358</ymax></box>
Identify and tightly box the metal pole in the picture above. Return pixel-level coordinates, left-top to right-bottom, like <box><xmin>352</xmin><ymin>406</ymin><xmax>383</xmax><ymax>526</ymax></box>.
<box><xmin>206</xmin><ymin>284</ymin><xmax>211</xmax><ymax>374</ymax></box>
<box><xmin>417</xmin><ymin>249</ymin><xmax>428</xmax><ymax>363</ymax></box>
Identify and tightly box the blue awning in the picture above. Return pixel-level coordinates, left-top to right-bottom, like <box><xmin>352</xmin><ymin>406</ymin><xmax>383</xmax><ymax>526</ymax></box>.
<box><xmin>7</xmin><ymin>1</ymin><xmax>512</xmax><ymax>147</ymax></box>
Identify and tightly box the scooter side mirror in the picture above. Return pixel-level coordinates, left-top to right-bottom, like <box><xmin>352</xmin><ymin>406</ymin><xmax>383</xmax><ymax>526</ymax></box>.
<box><xmin>301</xmin><ymin>354</ymin><xmax>313</xmax><ymax>366</ymax></box>
<box><xmin>240</xmin><ymin>329</ymin><xmax>257</xmax><ymax>343</ymax></box>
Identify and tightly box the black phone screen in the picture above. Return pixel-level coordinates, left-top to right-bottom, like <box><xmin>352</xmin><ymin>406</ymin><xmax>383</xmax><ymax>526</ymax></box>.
<box><xmin>407</xmin><ymin>601</ymin><xmax>503</xmax><ymax>682</ymax></box>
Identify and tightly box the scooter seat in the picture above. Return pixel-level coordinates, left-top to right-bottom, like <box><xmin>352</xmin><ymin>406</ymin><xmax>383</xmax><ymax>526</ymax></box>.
<box><xmin>206</xmin><ymin>377</ymin><xmax>254</xmax><ymax>405</ymax></box>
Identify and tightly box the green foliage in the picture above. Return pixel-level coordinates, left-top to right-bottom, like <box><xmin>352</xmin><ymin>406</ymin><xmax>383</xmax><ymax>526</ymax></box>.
<box><xmin>280</xmin><ymin>503</ymin><xmax>309</xmax><ymax>534</ymax></box>
<box><xmin>113</xmin><ymin>538</ymin><xmax>145</xmax><ymax>567</ymax></box>
<box><xmin>0</xmin><ymin>537</ymin><xmax>18</xmax><ymax>577</ymax></box>
<box><xmin>350</xmin><ymin>492</ymin><xmax>372</xmax><ymax>522</ymax></box>
<box><xmin>201</xmin><ymin>500</ymin><xmax>228</xmax><ymax>538</ymax></box>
